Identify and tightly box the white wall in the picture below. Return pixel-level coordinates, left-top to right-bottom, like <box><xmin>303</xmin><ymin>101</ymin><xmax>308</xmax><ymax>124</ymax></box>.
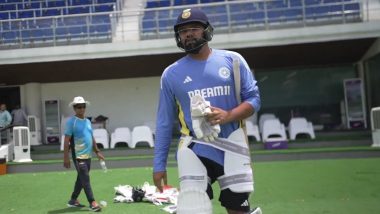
<box><xmin>41</xmin><ymin>76</ymin><xmax>161</xmax><ymax>132</ymax></box>
<box><xmin>23</xmin><ymin>83</ymin><xmax>42</xmax><ymax>119</ymax></box>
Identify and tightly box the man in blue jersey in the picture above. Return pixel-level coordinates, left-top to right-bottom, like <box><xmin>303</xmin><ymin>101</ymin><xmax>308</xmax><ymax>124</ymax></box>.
<box><xmin>63</xmin><ymin>96</ymin><xmax>104</xmax><ymax>212</ymax></box>
<box><xmin>153</xmin><ymin>8</ymin><xmax>262</xmax><ymax>214</ymax></box>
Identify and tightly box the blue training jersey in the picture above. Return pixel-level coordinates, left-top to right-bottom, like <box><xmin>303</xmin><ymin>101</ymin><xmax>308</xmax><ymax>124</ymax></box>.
<box><xmin>64</xmin><ymin>116</ymin><xmax>94</xmax><ymax>159</ymax></box>
<box><xmin>154</xmin><ymin>49</ymin><xmax>261</xmax><ymax>172</ymax></box>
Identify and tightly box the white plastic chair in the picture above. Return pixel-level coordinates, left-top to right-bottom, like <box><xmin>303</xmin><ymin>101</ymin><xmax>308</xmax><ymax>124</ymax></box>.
<box><xmin>110</xmin><ymin>127</ymin><xmax>131</xmax><ymax>148</ymax></box>
<box><xmin>246</xmin><ymin>121</ymin><xmax>261</xmax><ymax>142</ymax></box>
<box><xmin>262</xmin><ymin>118</ymin><xmax>287</xmax><ymax>142</ymax></box>
<box><xmin>143</xmin><ymin>121</ymin><xmax>156</xmax><ymax>135</ymax></box>
<box><xmin>93</xmin><ymin>128</ymin><xmax>109</xmax><ymax>149</ymax></box>
<box><xmin>288</xmin><ymin>117</ymin><xmax>315</xmax><ymax>140</ymax></box>
<box><xmin>0</xmin><ymin>144</ymin><xmax>13</xmax><ymax>162</ymax></box>
<box><xmin>130</xmin><ymin>126</ymin><xmax>154</xmax><ymax>148</ymax></box>
<box><xmin>246</xmin><ymin>113</ymin><xmax>258</xmax><ymax>126</ymax></box>
<box><xmin>259</xmin><ymin>113</ymin><xmax>276</xmax><ymax>133</ymax></box>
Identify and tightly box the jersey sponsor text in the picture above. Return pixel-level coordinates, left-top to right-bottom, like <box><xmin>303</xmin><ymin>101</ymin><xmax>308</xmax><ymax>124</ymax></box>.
<box><xmin>187</xmin><ymin>85</ymin><xmax>231</xmax><ymax>99</ymax></box>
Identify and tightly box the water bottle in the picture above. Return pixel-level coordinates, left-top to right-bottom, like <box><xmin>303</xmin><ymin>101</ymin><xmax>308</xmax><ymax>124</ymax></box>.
<box><xmin>99</xmin><ymin>160</ymin><xmax>107</xmax><ymax>172</ymax></box>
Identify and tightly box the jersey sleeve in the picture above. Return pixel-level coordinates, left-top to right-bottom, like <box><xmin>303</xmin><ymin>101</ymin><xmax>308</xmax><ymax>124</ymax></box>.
<box><xmin>6</xmin><ymin>111</ymin><xmax>12</xmax><ymax>126</ymax></box>
<box><xmin>234</xmin><ymin>52</ymin><xmax>261</xmax><ymax>113</ymax></box>
<box><xmin>87</xmin><ymin>119</ymin><xmax>93</xmax><ymax>134</ymax></box>
<box><xmin>153</xmin><ymin>69</ymin><xmax>177</xmax><ymax>173</ymax></box>
<box><xmin>64</xmin><ymin>118</ymin><xmax>73</xmax><ymax>137</ymax></box>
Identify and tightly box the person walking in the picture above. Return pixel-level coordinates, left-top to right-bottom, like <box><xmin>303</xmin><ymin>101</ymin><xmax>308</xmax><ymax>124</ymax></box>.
<box><xmin>153</xmin><ymin>8</ymin><xmax>262</xmax><ymax>214</ymax></box>
<box><xmin>63</xmin><ymin>96</ymin><xmax>104</xmax><ymax>212</ymax></box>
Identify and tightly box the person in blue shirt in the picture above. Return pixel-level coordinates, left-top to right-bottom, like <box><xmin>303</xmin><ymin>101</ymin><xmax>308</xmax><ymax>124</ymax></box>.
<box><xmin>63</xmin><ymin>96</ymin><xmax>104</xmax><ymax>212</ymax></box>
<box><xmin>0</xmin><ymin>104</ymin><xmax>12</xmax><ymax>144</ymax></box>
<box><xmin>153</xmin><ymin>8</ymin><xmax>261</xmax><ymax>214</ymax></box>
<box><xmin>0</xmin><ymin>104</ymin><xmax>12</xmax><ymax>128</ymax></box>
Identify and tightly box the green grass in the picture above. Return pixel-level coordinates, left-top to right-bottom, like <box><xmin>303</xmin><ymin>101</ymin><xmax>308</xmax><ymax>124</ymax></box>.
<box><xmin>288</xmin><ymin>131</ymin><xmax>371</xmax><ymax>142</ymax></box>
<box><xmin>1</xmin><ymin>158</ymin><xmax>380</xmax><ymax>214</ymax></box>
<box><xmin>9</xmin><ymin>146</ymin><xmax>379</xmax><ymax>165</ymax></box>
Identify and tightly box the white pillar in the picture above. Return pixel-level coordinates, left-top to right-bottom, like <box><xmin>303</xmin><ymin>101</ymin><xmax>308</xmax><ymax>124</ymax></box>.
<box><xmin>24</xmin><ymin>83</ymin><xmax>42</xmax><ymax>121</ymax></box>
<box><xmin>367</xmin><ymin>0</ymin><xmax>380</xmax><ymax>21</ymax></box>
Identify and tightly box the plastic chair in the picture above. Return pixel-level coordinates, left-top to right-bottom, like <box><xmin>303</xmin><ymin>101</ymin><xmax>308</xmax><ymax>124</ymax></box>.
<box><xmin>259</xmin><ymin>113</ymin><xmax>276</xmax><ymax>133</ymax></box>
<box><xmin>246</xmin><ymin>113</ymin><xmax>258</xmax><ymax>126</ymax></box>
<box><xmin>288</xmin><ymin>117</ymin><xmax>315</xmax><ymax>140</ymax></box>
<box><xmin>143</xmin><ymin>121</ymin><xmax>156</xmax><ymax>135</ymax></box>
<box><xmin>93</xmin><ymin>128</ymin><xmax>109</xmax><ymax>149</ymax></box>
<box><xmin>0</xmin><ymin>144</ymin><xmax>13</xmax><ymax>162</ymax></box>
<box><xmin>262</xmin><ymin>118</ymin><xmax>287</xmax><ymax>142</ymax></box>
<box><xmin>246</xmin><ymin>121</ymin><xmax>261</xmax><ymax>142</ymax></box>
<box><xmin>130</xmin><ymin>126</ymin><xmax>154</xmax><ymax>148</ymax></box>
<box><xmin>110</xmin><ymin>127</ymin><xmax>131</xmax><ymax>148</ymax></box>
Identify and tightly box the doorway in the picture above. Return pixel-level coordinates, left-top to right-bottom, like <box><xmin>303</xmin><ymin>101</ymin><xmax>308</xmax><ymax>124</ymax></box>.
<box><xmin>0</xmin><ymin>86</ymin><xmax>21</xmax><ymax>111</ymax></box>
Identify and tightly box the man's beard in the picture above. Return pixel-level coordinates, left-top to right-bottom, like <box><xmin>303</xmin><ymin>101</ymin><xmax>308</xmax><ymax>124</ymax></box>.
<box><xmin>183</xmin><ymin>37</ymin><xmax>207</xmax><ymax>54</ymax></box>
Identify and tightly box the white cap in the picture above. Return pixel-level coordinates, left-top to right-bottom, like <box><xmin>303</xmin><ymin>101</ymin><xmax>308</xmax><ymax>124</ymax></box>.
<box><xmin>69</xmin><ymin>96</ymin><xmax>90</xmax><ymax>107</ymax></box>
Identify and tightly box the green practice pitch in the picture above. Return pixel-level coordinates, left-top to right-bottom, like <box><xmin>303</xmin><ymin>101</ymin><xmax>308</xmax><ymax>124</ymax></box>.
<box><xmin>0</xmin><ymin>158</ymin><xmax>379</xmax><ymax>214</ymax></box>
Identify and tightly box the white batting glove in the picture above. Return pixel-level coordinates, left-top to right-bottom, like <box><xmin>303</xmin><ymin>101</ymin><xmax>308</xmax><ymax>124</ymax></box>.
<box><xmin>190</xmin><ymin>95</ymin><xmax>220</xmax><ymax>141</ymax></box>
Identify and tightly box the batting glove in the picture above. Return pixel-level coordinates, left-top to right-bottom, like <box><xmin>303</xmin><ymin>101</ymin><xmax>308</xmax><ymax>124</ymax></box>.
<box><xmin>190</xmin><ymin>95</ymin><xmax>220</xmax><ymax>142</ymax></box>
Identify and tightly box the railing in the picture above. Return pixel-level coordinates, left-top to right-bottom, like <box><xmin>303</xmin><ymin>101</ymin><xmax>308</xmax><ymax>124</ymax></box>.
<box><xmin>139</xmin><ymin>0</ymin><xmax>366</xmax><ymax>39</ymax></box>
<box><xmin>0</xmin><ymin>0</ymin><xmax>373</xmax><ymax>50</ymax></box>
<box><xmin>0</xmin><ymin>12</ymin><xmax>114</xmax><ymax>48</ymax></box>
<box><xmin>0</xmin><ymin>126</ymin><xmax>12</xmax><ymax>146</ymax></box>
<box><xmin>0</xmin><ymin>2</ymin><xmax>119</xmax><ymax>19</ymax></box>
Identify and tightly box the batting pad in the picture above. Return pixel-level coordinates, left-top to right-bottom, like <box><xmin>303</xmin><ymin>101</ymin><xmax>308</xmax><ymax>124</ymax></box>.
<box><xmin>177</xmin><ymin>188</ymin><xmax>212</xmax><ymax>214</ymax></box>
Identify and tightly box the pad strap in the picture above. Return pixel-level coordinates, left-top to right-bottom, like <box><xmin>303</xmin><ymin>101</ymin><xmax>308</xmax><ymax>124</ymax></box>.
<box><xmin>218</xmin><ymin>173</ymin><xmax>253</xmax><ymax>190</ymax></box>
<box><xmin>191</xmin><ymin>138</ymin><xmax>250</xmax><ymax>158</ymax></box>
<box><xmin>180</xmin><ymin>175</ymin><xmax>211</xmax><ymax>184</ymax></box>
<box><xmin>180</xmin><ymin>175</ymin><xmax>206</xmax><ymax>182</ymax></box>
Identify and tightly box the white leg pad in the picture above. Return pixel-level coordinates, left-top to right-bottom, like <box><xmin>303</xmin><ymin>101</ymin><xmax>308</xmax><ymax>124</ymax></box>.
<box><xmin>177</xmin><ymin>144</ymin><xmax>212</xmax><ymax>214</ymax></box>
<box><xmin>177</xmin><ymin>188</ymin><xmax>212</xmax><ymax>214</ymax></box>
<box><xmin>218</xmin><ymin>128</ymin><xmax>254</xmax><ymax>193</ymax></box>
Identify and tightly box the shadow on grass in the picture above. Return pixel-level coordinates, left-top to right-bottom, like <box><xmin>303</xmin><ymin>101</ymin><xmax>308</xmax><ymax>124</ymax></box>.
<box><xmin>47</xmin><ymin>207</ymin><xmax>88</xmax><ymax>213</ymax></box>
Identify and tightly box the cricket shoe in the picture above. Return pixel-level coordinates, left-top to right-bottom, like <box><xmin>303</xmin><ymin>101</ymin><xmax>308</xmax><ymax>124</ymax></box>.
<box><xmin>89</xmin><ymin>201</ymin><xmax>102</xmax><ymax>212</ymax></box>
<box><xmin>67</xmin><ymin>199</ymin><xmax>86</xmax><ymax>208</ymax></box>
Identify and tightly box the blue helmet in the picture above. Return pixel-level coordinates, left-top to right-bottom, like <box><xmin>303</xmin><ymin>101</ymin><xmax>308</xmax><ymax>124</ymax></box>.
<box><xmin>174</xmin><ymin>8</ymin><xmax>209</xmax><ymax>31</ymax></box>
<box><xmin>174</xmin><ymin>8</ymin><xmax>214</xmax><ymax>52</ymax></box>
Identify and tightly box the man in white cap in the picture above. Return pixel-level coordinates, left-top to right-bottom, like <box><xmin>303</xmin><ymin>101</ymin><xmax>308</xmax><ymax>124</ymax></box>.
<box><xmin>63</xmin><ymin>96</ymin><xmax>104</xmax><ymax>212</ymax></box>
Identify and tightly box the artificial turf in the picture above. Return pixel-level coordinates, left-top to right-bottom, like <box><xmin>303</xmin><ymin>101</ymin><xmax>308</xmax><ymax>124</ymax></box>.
<box><xmin>1</xmin><ymin>158</ymin><xmax>379</xmax><ymax>214</ymax></box>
